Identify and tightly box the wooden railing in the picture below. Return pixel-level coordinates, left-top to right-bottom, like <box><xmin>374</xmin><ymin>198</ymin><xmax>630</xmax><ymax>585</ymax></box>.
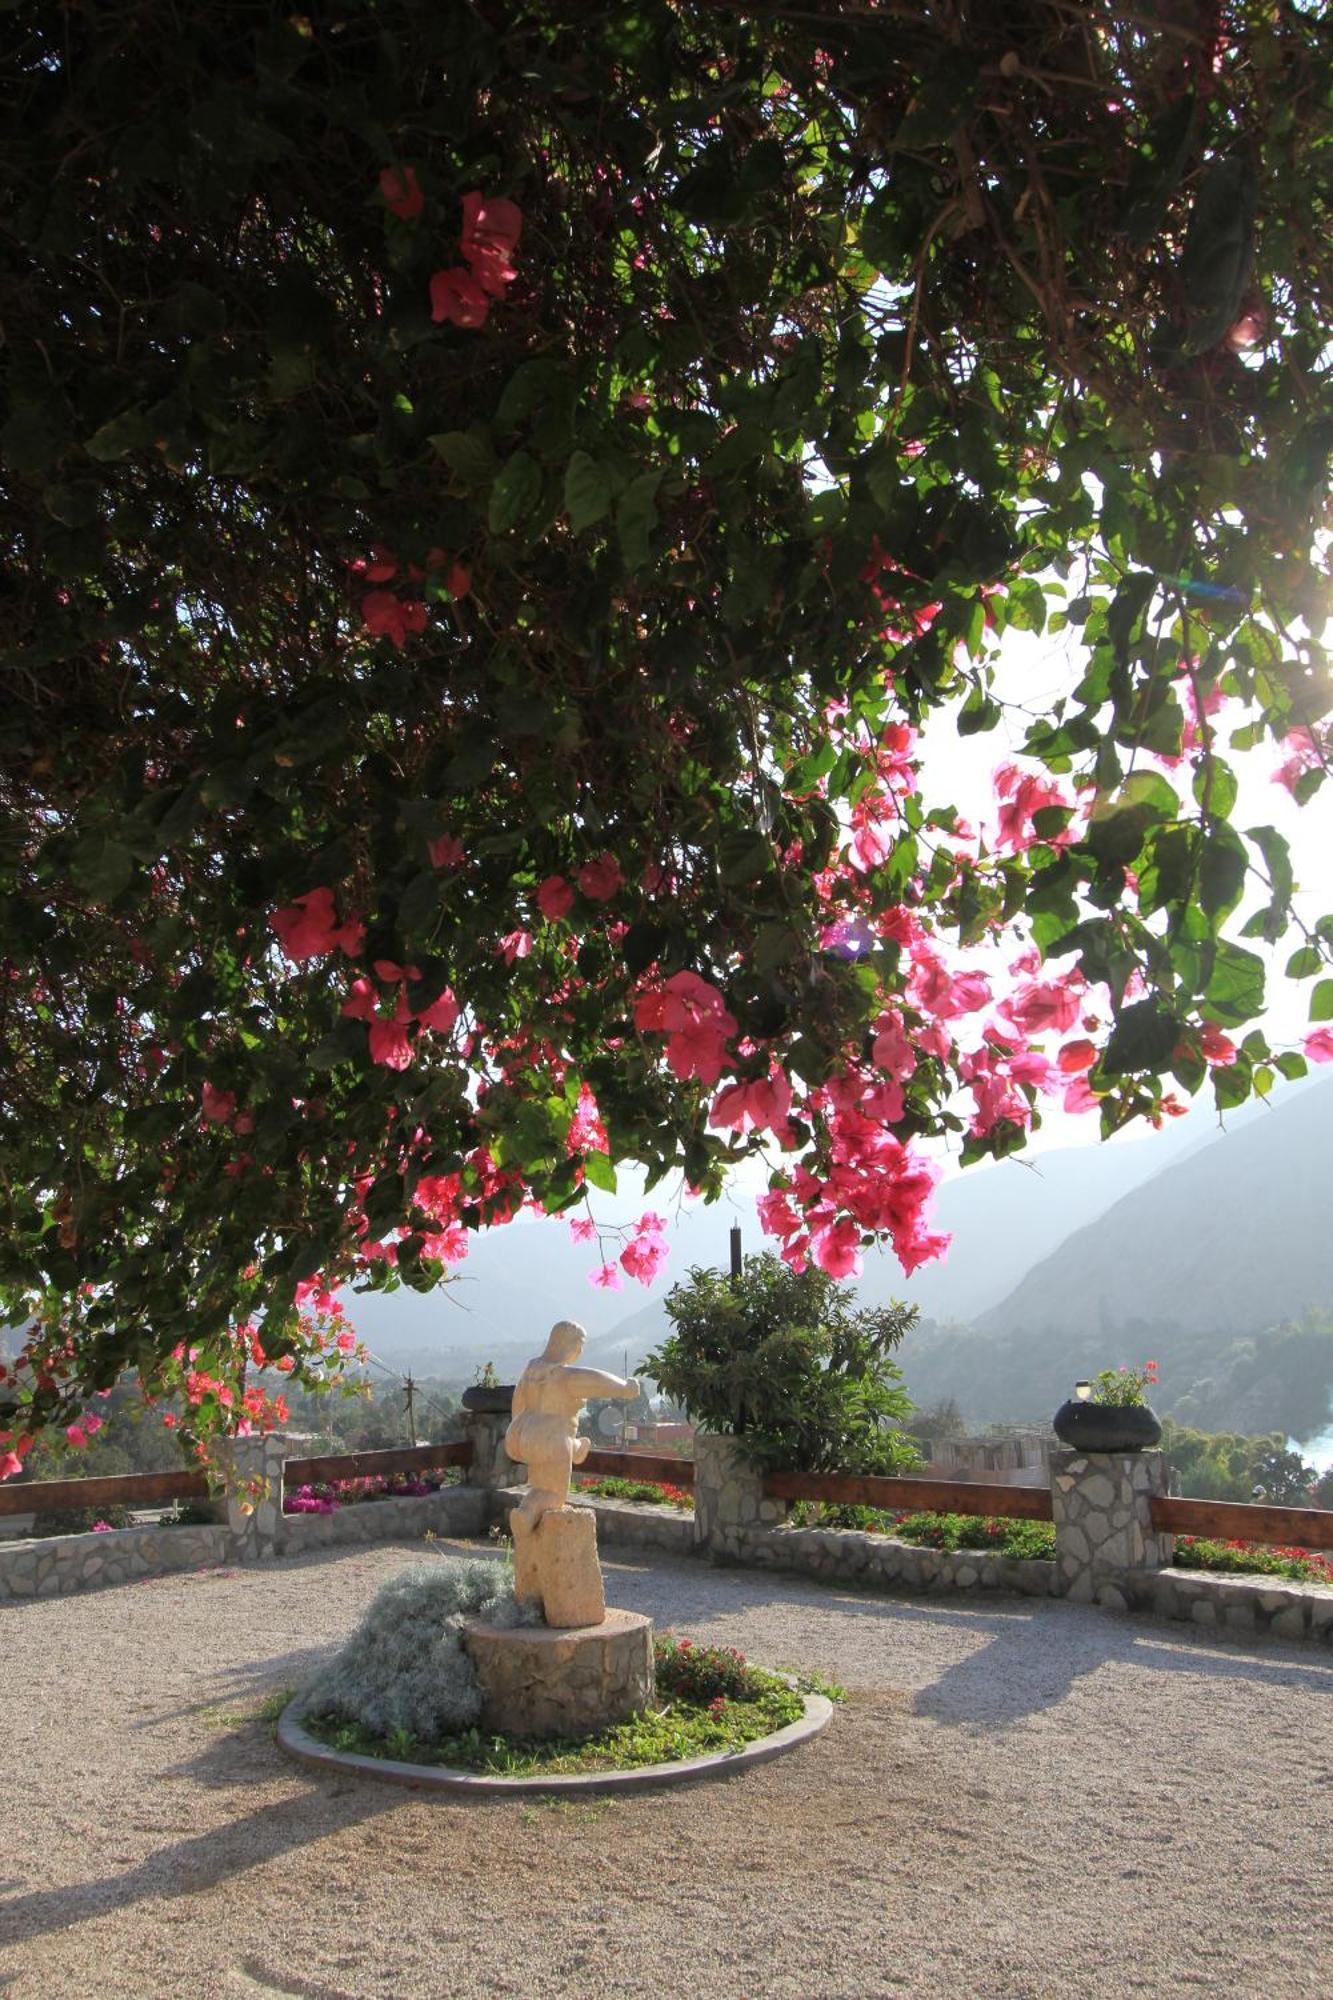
<box><xmin>284</xmin><ymin>1440</ymin><xmax>473</xmax><ymax>1485</ymax></box>
<box><xmin>0</xmin><ymin>1467</ymin><xmax>209</xmax><ymax>1517</ymax></box>
<box><xmin>764</xmin><ymin>1468</ymin><xmax>1054</xmax><ymax>1521</ymax></box>
<box><xmin>578</xmin><ymin>1449</ymin><xmax>694</xmax><ymax>1487</ymax></box>
<box><xmin>1150</xmin><ymin>1494</ymin><xmax>1333</xmax><ymax>1553</ymax></box>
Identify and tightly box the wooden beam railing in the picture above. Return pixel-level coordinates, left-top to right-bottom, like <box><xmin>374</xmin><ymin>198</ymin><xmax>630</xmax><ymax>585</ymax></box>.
<box><xmin>0</xmin><ymin>1467</ymin><xmax>209</xmax><ymax>1517</ymax></box>
<box><xmin>1151</xmin><ymin>1494</ymin><xmax>1333</xmax><ymax>1553</ymax></box>
<box><xmin>578</xmin><ymin>1450</ymin><xmax>694</xmax><ymax>1487</ymax></box>
<box><xmin>764</xmin><ymin>1469</ymin><xmax>1054</xmax><ymax>1521</ymax></box>
<box><xmin>283</xmin><ymin>1439</ymin><xmax>473</xmax><ymax>1485</ymax></box>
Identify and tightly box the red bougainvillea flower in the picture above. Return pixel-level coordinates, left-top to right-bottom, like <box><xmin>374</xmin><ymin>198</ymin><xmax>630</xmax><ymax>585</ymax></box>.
<box><xmin>1198</xmin><ymin>1020</ymin><xmax>1238</xmax><ymax>1066</ymax></box>
<box><xmin>577</xmin><ymin>853</ymin><xmax>623</xmax><ymax>902</ymax></box>
<box><xmin>1057</xmin><ymin>1038</ymin><xmax>1098</xmax><ymax>1074</ymax></box>
<box><xmin>428</xmin><ymin>833</ymin><xmax>465</xmax><ymax>868</ymax></box>
<box><xmin>361</xmin><ymin>590</ymin><xmax>428</xmax><ymax>647</ymax></box>
<box><xmin>429</xmin><ymin>267</ymin><xmax>490</xmax><ymax>328</ymax></box>
<box><xmin>201</xmin><ymin>1081</ymin><xmax>236</xmax><ymax>1124</ymax></box>
<box><xmin>459</xmin><ymin>190</ymin><xmax>523</xmax><ymax>295</ymax></box>
<box><xmin>340</xmin><ymin>977</ymin><xmax>378</xmax><ymax>1023</ymax></box>
<box><xmin>271</xmin><ymin>886</ymin><xmax>364</xmax><ymax>962</ymax></box>
<box><xmin>424</xmin><ymin>549</ymin><xmax>471</xmax><ymax>599</ymax></box>
<box><xmin>379</xmin><ymin>164</ymin><xmax>424</xmax><ymax>220</ymax></box>
<box><xmin>536</xmin><ymin>874</ymin><xmax>575</xmax><ymax>921</ymax></box>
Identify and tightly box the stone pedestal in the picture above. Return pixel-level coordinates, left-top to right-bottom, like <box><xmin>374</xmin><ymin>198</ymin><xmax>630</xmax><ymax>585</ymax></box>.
<box><xmin>1050</xmin><ymin>1447</ymin><xmax>1173</xmax><ymax>1607</ymax></box>
<box><xmin>211</xmin><ymin>1431</ymin><xmax>295</xmax><ymax>1560</ymax></box>
<box><xmin>463</xmin><ymin>1408</ymin><xmax>521</xmax><ymax>1488</ymax></box>
<box><xmin>463</xmin><ymin>1609</ymin><xmax>655</xmax><ymax>1740</ymax></box>
<box><xmin>511</xmin><ymin>1503</ymin><xmax>605</xmax><ymax>1628</ymax></box>
<box><xmin>692</xmin><ymin>1432</ymin><xmax>788</xmax><ymax>1561</ymax></box>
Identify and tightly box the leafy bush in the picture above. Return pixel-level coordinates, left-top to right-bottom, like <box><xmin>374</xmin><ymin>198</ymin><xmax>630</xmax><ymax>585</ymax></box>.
<box><xmin>789</xmin><ymin>1500</ymin><xmax>1055</xmax><ymax>1560</ymax></box>
<box><xmin>29</xmin><ymin>1502</ymin><xmax>134</xmax><ymax>1538</ymax></box>
<box><xmin>304</xmin><ymin>1556</ymin><xmax>537</xmax><ymax>1744</ymax></box>
<box><xmin>642</xmin><ymin>1254</ymin><xmax>919</xmax><ymax>1476</ymax></box>
<box><xmin>654</xmin><ymin>1633</ymin><xmax>755</xmax><ymax>1703</ymax></box>
<box><xmin>1174</xmin><ymin>1536</ymin><xmax>1333</xmax><ymax>1586</ymax></box>
<box><xmin>576</xmin><ymin>1475</ymin><xmax>693</xmax><ymax>1511</ymax></box>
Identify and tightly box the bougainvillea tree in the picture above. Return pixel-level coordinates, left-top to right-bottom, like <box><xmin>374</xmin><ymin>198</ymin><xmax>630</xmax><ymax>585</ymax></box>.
<box><xmin>2</xmin><ymin>2</ymin><xmax>1330</xmax><ymax>1465</ymax></box>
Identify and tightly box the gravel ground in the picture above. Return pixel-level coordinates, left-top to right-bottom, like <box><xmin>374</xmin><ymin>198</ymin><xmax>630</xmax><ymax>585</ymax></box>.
<box><xmin>3</xmin><ymin>1538</ymin><xmax>1332</xmax><ymax>2000</ymax></box>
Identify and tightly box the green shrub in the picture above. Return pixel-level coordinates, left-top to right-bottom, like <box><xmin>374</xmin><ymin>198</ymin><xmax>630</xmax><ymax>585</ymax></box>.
<box><xmin>789</xmin><ymin>1500</ymin><xmax>1056</xmax><ymax>1560</ymax></box>
<box><xmin>304</xmin><ymin>1556</ymin><xmax>538</xmax><ymax>1744</ymax></box>
<box><xmin>29</xmin><ymin>1503</ymin><xmax>134</xmax><ymax>1538</ymax></box>
<box><xmin>642</xmin><ymin>1253</ymin><xmax>919</xmax><ymax>1475</ymax></box>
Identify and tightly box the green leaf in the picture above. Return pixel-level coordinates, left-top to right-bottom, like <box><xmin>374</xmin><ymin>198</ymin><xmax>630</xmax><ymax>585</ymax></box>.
<box><xmin>1310</xmin><ymin>979</ymin><xmax>1333</xmax><ymax>1024</ymax></box>
<box><xmin>582</xmin><ymin>1151</ymin><xmax>617</xmax><ymax>1193</ymax></box>
<box><xmin>84</xmin><ymin>407</ymin><xmax>154</xmax><ymax>462</ymax></box>
<box><xmin>70</xmin><ymin>834</ymin><xmax>134</xmax><ymax>903</ymax></box>
<box><xmin>488</xmin><ymin>451</ymin><xmax>542</xmax><ymax>535</ymax></box>
<box><xmin>429</xmin><ymin>428</ymin><xmax>496</xmax><ymax>487</ymax></box>
<box><xmin>564</xmin><ymin>451</ymin><xmax>613</xmax><ymax>533</ymax></box>
<box><xmin>616</xmin><ymin>471</ymin><xmax>662</xmax><ymax>571</ymax></box>
<box><xmin>1204</xmin><ymin>941</ymin><xmax>1266</xmax><ymax>1025</ymax></box>
<box><xmin>1102</xmin><ymin>1000</ymin><xmax>1181</xmax><ymax>1078</ymax></box>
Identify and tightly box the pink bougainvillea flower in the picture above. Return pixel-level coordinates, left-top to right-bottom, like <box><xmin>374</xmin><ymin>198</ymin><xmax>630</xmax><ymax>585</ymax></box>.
<box><xmin>349</xmin><ymin>543</ymin><xmax>397</xmax><ymax>583</ymax></box>
<box><xmin>851</xmin><ymin>816</ymin><xmax>893</xmax><ymax>872</ymax></box>
<box><xmin>341</xmin><ymin>977</ymin><xmax>378</xmax><ymax>1022</ymax></box>
<box><xmin>416</xmin><ymin>986</ymin><xmax>459</xmax><ymax>1034</ymax></box>
<box><xmin>83</xmin><ymin>1412</ymin><xmax>103</xmax><ymax>1436</ymax></box>
<box><xmin>569</xmin><ymin>1216</ymin><xmax>599</xmax><ymax>1244</ymax></box>
<box><xmin>498</xmin><ymin>928</ymin><xmax>533</xmax><ymax>965</ymax></box>
<box><xmin>379</xmin><ymin>164</ymin><xmax>424</xmax><ymax>221</ymax></box>
<box><xmin>65</xmin><ymin>1424</ymin><xmax>88</xmax><ymax>1448</ymax></box>
<box><xmin>361</xmin><ymin>590</ymin><xmax>428</xmax><ymax>647</ymax></box>
<box><xmin>1273</xmin><ymin>725</ymin><xmax>1325</xmax><ymax>796</ymax></box>
<box><xmin>0</xmin><ymin>1451</ymin><xmax>22</xmax><ymax>1481</ymax></box>
<box><xmin>536</xmin><ymin>874</ymin><xmax>575</xmax><ymax>921</ymax></box>
<box><xmin>201</xmin><ymin>1081</ymin><xmax>236</xmax><ymax>1124</ymax></box>
<box><xmin>1000</xmin><ymin>977</ymin><xmax>1083</xmax><ymax>1038</ymax></box>
<box><xmin>620</xmin><ymin>1230</ymin><xmax>669</xmax><ymax>1286</ymax></box>
<box><xmin>1057</xmin><ymin>1038</ymin><xmax>1098</xmax><ymax>1074</ymax></box>
<box><xmin>589</xmin><ymin>1261</ymin><xmax>624</xmax><ymax>1291</ymax></box>
<box><xmin>577</xmin><ymin>854</ymin><xmax>623</xmax><ymax>902</ymax></box>
<box><xmin>368</xmin><ymin>998</ymin><xmax>414</xmax><ymax>1071</ymax></box>
<box><xmin>708</xmin><ymin>1066</ymin><xmax>793</xmax><ymax>1137</ymax></box>
<box><xmin>271</xmin><ymin>886</ymin><xmax>364</xmax><ymax>962</ymax></box>
<box><xmin>429</xmin><ymin>266</ymin><xmax>490</xmax><ymax>328</ymax></box>
<box><xmin>429</xmin><ymin>833</ymin><xmax>465</xmax><ymax>869</ymax></box>
<box><xmin>459</xmin><ymin>190</ymin><xmax>523</xmax><ymax>296</ymax></box>
<box><xmin>1304</xmin><ymin>1028</ymin><xmax>1333</xmax><ymax>1063</ymax></box>
<box><xmin>373</xmin><ymin>959</ymin><xmax>420</xmax><ymax>984</ymax></box>
<box><xmin>994</xmin><ymin>763</ymin><xmax>1073</xmax><ymax>853</ymax></box>
<box><xmin>810</xmin><ymin>1218</ymin><xmax>863</xmax><ymax>1280</ymax></box>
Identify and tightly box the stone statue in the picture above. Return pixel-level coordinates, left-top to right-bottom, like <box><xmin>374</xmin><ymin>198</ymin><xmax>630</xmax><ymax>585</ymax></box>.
<box><xmin>503</xmin><ymin>1319</ymin><xmax>640</xmax><ymax>1627</ymax></box>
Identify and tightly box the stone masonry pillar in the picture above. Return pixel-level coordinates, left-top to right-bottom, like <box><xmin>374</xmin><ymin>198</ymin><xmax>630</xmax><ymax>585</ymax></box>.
<box><xmin>463</xmin><ymin>1408</ymin><xmax>520</xmax><ymax>1490</ymax></box>
<box><xmin>1050</xmin><ymin>1447</ymin><xmax>1174</xmax><ymax>1608</ymax></box>
<box><xmin>692</xmin><ymin>1432</ymin><xmax>788</xmax><ymax>1562</ymax></box>
<box><xmin>211</xmin><ymin>1431</ymin><xmax>295</xmax><ymax>1561</ymax></box>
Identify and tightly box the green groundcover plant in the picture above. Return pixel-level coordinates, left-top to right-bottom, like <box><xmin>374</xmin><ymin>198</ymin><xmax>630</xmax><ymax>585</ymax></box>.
<box><xmin>303</xmin><ymin>1629</ymin><xmax>812</xmax><ymax>1776</ymax></box>
<box><xmin>2</xmin><ymin>4</ymin><xmax>1331</xmax><ymax>1468</ymax></box>
<box><xmin>791</xmin><ymin>1500</ymin><xmax>1057</xmax><ymax>1559</ymax></box>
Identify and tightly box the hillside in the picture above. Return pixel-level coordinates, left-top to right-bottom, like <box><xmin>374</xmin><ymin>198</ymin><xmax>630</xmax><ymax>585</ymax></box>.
<box><xmin>979</xmin><ymin>1077</ymin><xmax>1333</xmax><ymax>1342</ymax></box>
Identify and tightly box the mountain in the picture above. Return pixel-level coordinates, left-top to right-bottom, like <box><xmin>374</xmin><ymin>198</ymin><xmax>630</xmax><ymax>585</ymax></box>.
<box><xmin>891</xmin><ymin>1077</ymin><xmax>1333</xmax><ymax>1434</ymax></box>
<box><xmin>978</xmin><ymin>1076</ymin><xmax>1333</xmax><ymax>1341</ymax></box>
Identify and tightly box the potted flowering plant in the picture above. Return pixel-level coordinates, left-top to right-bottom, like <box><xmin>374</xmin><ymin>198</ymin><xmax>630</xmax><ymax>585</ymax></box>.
<box><xmin>1053</xmin><ymin>1362</ymin><xmax>1162</xmax><ymax>1453</ymax></box>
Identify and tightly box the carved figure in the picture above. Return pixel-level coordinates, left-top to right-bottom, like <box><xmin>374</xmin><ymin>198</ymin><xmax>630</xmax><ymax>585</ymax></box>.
<box><xmin>503</xmin><ymin>1319</ymin><xmax>640</xmax><ymax>1625</ymax></box>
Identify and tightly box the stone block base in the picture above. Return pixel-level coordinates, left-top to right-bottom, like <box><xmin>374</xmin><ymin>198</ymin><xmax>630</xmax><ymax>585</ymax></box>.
<box><xmin>511</xmin><ymin>1502</ymin><xmax>606</xmax><ymax>1627</ymax></box>
<box><xmin>463</xmin><ymin>1609</ymin><xmax>655</xmax><ymax>1740</ymax></box>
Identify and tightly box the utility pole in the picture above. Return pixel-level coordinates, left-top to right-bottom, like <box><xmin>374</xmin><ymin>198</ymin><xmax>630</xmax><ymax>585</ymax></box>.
<box><xmin>729</xmin><ymin>1223</ymin><xmax>742</xmax><ymax>1285</ymax></box>
<box><xmin>402</xmin><ymin>1372</ymin><xmax>418</xmax><ymax>1446</ymax></box>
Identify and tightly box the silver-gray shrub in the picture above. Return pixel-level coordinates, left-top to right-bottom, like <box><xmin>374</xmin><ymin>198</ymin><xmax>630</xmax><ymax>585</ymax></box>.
<box><xmin>304</xmin><ymin>1555</ymin><xmax>536</xmax><ymax>1742</ymax></box>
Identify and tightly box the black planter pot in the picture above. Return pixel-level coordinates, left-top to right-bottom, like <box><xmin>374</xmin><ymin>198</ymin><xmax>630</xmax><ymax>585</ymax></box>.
<box><xmin>461</xmin><ymin>1384</ymin><xmax>515</xmax><ymax>1416</ymax></box>
<box><xmin>1052</xmin><ymin>1400</ymin><xmax>1162</xmax><ymax>1452</ymax></box>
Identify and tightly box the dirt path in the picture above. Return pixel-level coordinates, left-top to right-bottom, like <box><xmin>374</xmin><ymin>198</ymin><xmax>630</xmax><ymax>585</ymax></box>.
<box><xmin>3</xmin><ymin>1540</ymin><xmax>1331</xmax><ymax>1999</ymax></box>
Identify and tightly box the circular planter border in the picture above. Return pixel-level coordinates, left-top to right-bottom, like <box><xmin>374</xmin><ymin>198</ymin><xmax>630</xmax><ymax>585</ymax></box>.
<box><xmin>277</xmin><ymin>1685</ymin><xmax>833</xmax><ymax>1798</ymax></box>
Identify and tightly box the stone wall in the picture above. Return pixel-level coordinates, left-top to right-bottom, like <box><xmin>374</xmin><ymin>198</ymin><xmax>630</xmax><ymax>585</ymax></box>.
<box><xmin>725</xmin><ymin>1522</ymin><xmax>1056</xmax><ymax>1598</ymax></box>
<box><xmin>1124</xmin><ymin>1567</ymin><xmax>1333</xmax><ymax>1643</ymax></box>
<box><xmin>280</xmin><ymin>1484</ymin><xmax>487</xmax><ymax>1553</ymax></box>
<box><xmin>0</xmin><ymin>1522</ymin><xmax>230</xmax><ymax>1601</ymax></box>
<box><xmin>485</xmin><ymin>1485</ymin><xmax>695</xmax><ymax>1556</ymax></box>
<box><xmin>1049</xmin><ymin>1447</ymin><xmax>1173</xmax><ymax>1607</ymax></box>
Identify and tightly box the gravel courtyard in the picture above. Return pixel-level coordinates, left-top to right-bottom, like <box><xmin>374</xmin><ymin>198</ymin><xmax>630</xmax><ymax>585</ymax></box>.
<box><xmin>3</xmin><ymin>1539</ymin><xmax>1331</xmax><ymax>2000</ymax></box>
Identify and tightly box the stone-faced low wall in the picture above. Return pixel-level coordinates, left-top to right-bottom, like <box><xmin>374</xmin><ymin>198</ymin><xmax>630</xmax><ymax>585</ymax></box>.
<box><xmin>0</xmin><ymin>1521</ymin><xmax>231</xmax><ymax>1601</ymax></box>
<box><xmin>487</xmin><ymin>1485</ymin><xmax>696</xmax><ymax>1557</ymax></box>
<box><xmin>279</xmin><ymin>1484</ymin><xmax>487</xmax><ymax>1552</ymax></box>
<box><xmin>729</xmin><ymin>1523</ymin><xmax>1056</xmax><ymax>1598</ymax></box>
<box><xmin>1124</xmin><ymin>1566</ymin><xmax>1333</xmax><ymax>1643</ymax></box>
